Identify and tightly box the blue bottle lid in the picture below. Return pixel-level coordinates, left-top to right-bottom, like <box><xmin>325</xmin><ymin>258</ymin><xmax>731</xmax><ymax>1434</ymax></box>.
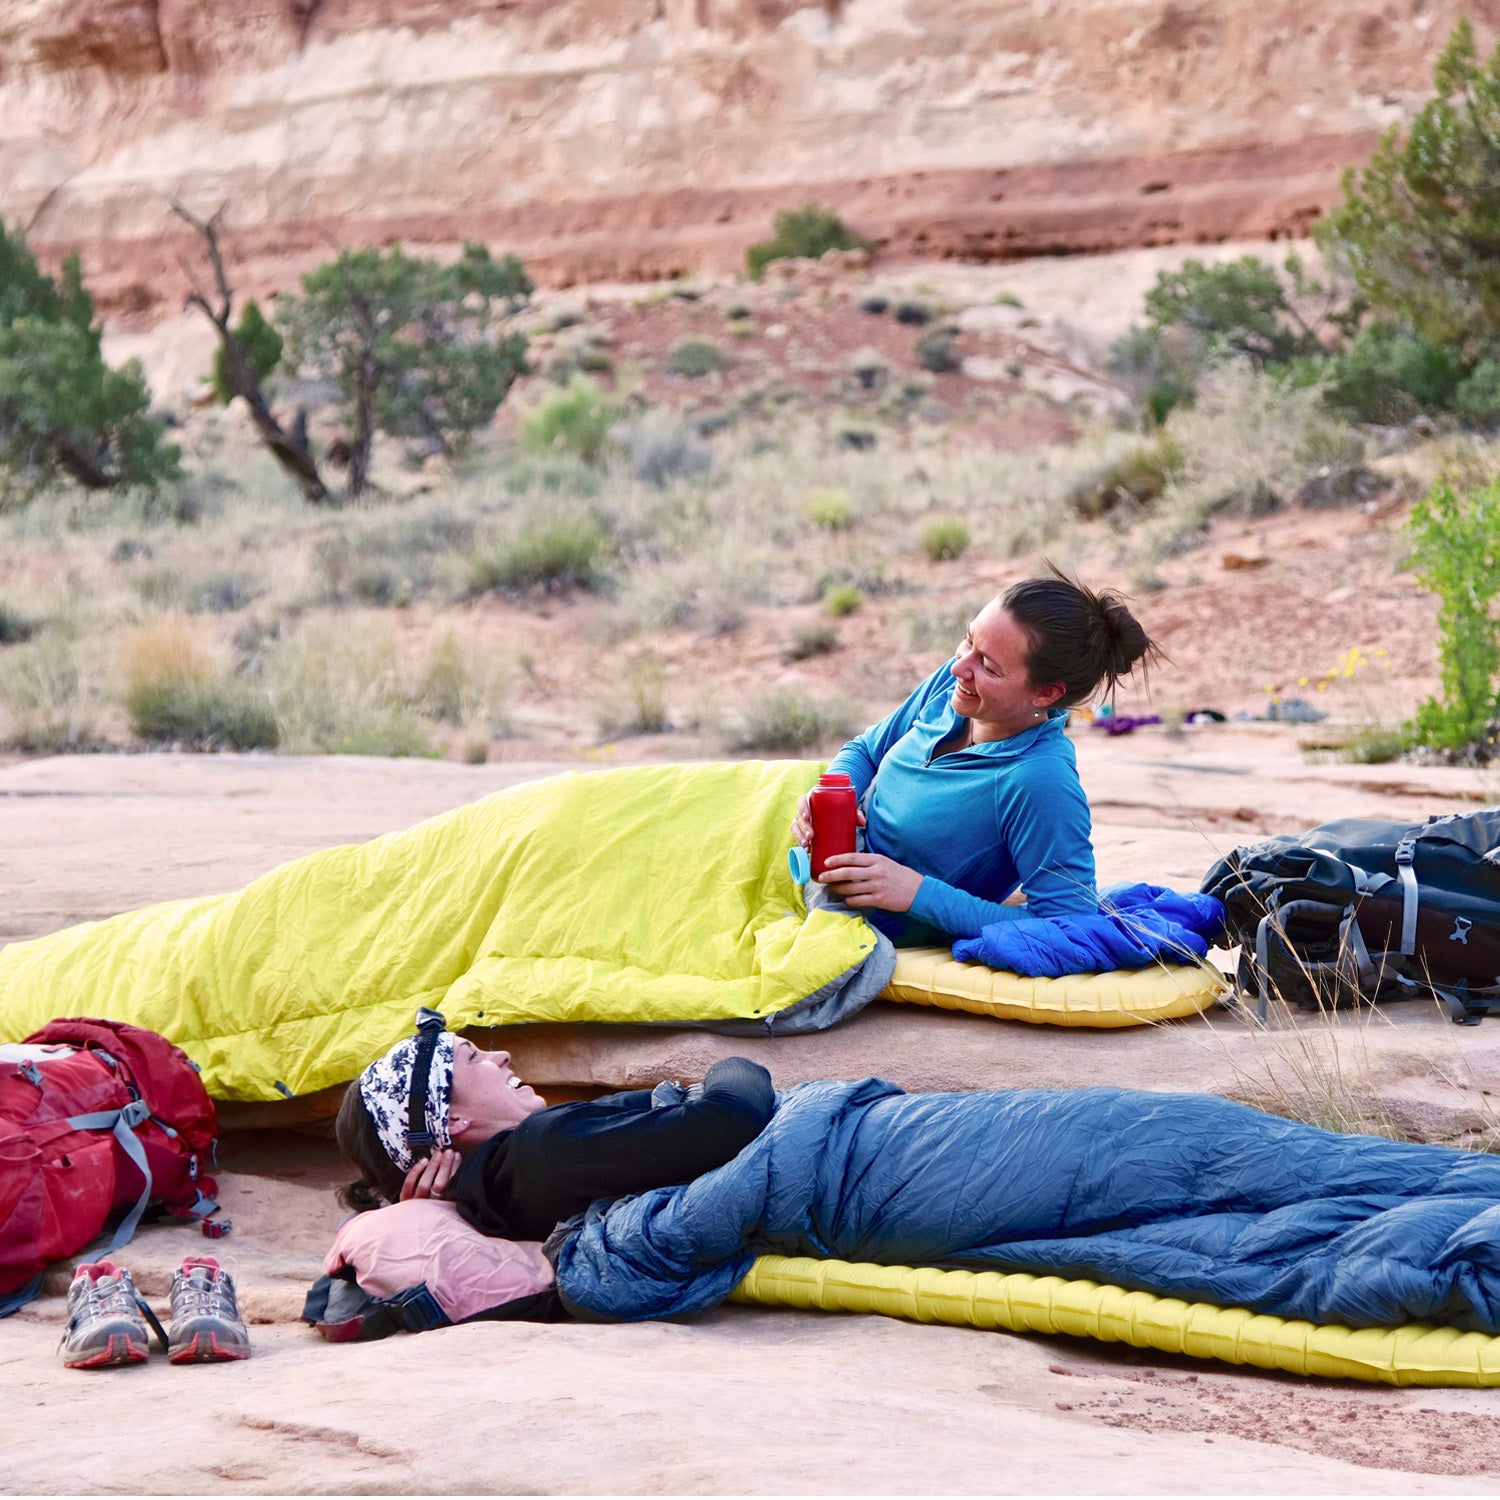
<box><xmin>788</xmin><ymin>846</ymin><xmax>811</xmax><ymax>884</ymax></box>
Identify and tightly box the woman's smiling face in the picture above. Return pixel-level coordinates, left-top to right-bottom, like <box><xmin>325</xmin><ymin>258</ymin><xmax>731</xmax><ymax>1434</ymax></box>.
<box><xmin>951</xmin><ymin>600</ymin><xmax>1065</xmax><ymax>741</ymax></box>
<box><xmin>447</xmin><ymin>1040</ymin><xmax>548</xmax><ymax>1143</ymax></box>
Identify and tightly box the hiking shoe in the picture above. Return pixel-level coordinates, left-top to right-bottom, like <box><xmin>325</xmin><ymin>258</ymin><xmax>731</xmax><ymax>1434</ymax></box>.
<box><xmin>60</xmin><ymin>1261</ymin><xmax>154</xmax><ymax>1369</ymax></box>
<box><xmin>167</xmin><ymin>1255</ymin><xmax>251</xmax><ymax>1363</ymax></box>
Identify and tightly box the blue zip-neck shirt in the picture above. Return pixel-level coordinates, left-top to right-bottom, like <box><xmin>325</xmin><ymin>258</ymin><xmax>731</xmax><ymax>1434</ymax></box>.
<box><xmin>828</xmin><ymin>660</ymin><xmax>1097</xmax><ymax>945</ymax></box>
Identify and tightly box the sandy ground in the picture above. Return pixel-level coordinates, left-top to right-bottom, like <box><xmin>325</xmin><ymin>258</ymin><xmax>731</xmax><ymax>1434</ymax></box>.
<box><xmin>4</xmin><ymin>734</ymin><xmax>1500</xmax><ymax>1493</ymax></box>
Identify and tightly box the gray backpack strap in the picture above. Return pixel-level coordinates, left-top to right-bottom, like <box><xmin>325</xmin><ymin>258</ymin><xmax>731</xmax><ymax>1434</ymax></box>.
<box><xmin>66</xmin><ymin>1098</ymin><xmax>153</xmax><ymax>1256</ymax></box>
<box><xmin>1394</xmin><ymin>835</ymin><xmax>1419</xmax><ymax>956</ymax></box>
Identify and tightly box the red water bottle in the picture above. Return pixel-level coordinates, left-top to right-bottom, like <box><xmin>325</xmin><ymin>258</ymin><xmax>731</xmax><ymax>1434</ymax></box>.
<box><xmin>809</xmin><ymin>772</ymin><xmax>858</xmax><ymax>879</ymax></box>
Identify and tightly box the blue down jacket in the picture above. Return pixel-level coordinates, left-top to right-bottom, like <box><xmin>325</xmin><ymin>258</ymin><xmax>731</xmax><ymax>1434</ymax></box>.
<box><xmin>554</xmin><ymin>1081</ymin><xmax>1500</xmax><ymax>1330</ymax></box>
<box><xmin>951</xmin><ymin>883</ymin><xmax>1226</xmax><ymax>976</ymax></box>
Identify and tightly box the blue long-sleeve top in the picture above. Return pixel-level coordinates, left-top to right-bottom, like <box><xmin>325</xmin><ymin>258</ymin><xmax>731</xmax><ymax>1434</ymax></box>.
<box><xmin>828</xmin><ymin>660</ymin><xmax>1098</xmax><ymax>944</ymax></box>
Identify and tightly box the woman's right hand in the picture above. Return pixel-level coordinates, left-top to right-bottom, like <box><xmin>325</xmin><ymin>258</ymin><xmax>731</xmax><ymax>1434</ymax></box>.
<box><xmin>400</xmin><ymin>1147</ymin><xmax>461</xmax><ymax>1201</ymax></box>
<box><xmin>792</xmin><ymin>791</ymin><xmax>866</xmax><ymax>848</ymax></box>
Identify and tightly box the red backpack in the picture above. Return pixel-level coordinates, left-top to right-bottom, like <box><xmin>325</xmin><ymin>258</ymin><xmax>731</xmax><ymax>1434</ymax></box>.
<box><xmin>0</xmin><ymin>1019</ymin><xmax>223</xmax><ymax>1315</ymax></box>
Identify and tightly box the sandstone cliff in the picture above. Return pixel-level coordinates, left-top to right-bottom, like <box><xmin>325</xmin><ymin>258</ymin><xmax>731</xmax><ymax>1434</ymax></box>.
<box><xmin>1</xmin><ymin>0</ymin><xmax>1494</xmax><ymax>312</ymax></box>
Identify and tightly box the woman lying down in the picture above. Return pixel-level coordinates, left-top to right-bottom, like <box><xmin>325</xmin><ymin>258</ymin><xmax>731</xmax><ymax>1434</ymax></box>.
<box><xmin>306</xmin><ymin>1013</ymin><xmax>1500</xmax><ymax>1339</ymax></box>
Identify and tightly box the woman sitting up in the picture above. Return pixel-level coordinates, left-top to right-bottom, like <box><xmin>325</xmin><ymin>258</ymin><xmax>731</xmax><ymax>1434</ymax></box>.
<box><xmin>795</xmin><ymin>571</ymin><xmax>1157</xmax><ymax>945</ymax></box>
<box><xmin>334</xmin><ymin>1009</ymin><xmax>773</xmax><ymax>1240</ymax></box>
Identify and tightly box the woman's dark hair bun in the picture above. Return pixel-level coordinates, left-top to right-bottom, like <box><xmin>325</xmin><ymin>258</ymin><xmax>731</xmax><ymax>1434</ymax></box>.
<box><xmin>1001</xmin><ymin>565</ymin><xmax>1162</xmax><ymax>708</ymax></box>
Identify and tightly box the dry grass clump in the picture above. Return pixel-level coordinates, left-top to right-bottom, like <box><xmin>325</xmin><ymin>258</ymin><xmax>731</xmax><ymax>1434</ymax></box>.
<box><xmin>0</xmin><ymin>626</ymin><xmax>106</xmax><ymax>752</ymax></box>
<box><xmin>266</xmin><ymin>614</ymin><xmax>432</xmax><ymax>757</ymax></box>
<box><xmin>729</xmin><ymin>687</ymin><xmax>857</xmax><ymax>752</ymax></box>
<box><xmin>471</xmin><ymin>507</ymin><xmax>612</xmax><ymax>595</ymax></box>
<box><xmin>595</xmin><ymin>649</ymin><xmax>670</xmax><ymax>740</ymax></box>
<box><xmin>920</xmin><ymin>517</ymin><xmax>971</xmax><ymax>562</ymax></box>
<box><xmin>121</xmin><ymin>615</ymin><xmax>278</xmax><ymax>750</ymax></box>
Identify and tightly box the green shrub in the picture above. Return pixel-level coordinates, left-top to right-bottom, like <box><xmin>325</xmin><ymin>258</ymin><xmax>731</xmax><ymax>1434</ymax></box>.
<box><xmin>848</xmin><ymin>348</ymin><xmax>890</xmax><ymax>394</ymax></box>
<box><xmin>921</xmin><ymin>517</ymin><xmax>970</xmax><ymax>562</ymax></box>
<box><xmin>520</xmin><ymin>377</ymin><xmax>620</xmax><ymax>466</ymax></box>
<box><xmin>724</xmin><ymin>302</ymin><xmax>753</xmax><ymax>321</ymax></box>
<box><xmin>726</xmin><ymin>318</ymin><xmax>755</xmax><ymax>340</ymax></box>
<box><xmin>1321</xmin><ymin>324</ymin><xmax>1463</xmax><ymax>424</ymax></box>
<box><xmin>1455</xmin><ymin>360</ymin><xmax>1500</xmax><ymax>426</ymax></box>
<box><xmin>788</xmin><ymin>623</ymin><xmax>838</xmax><ymax>660</ymax></box>
<box><xmin>857</xmin><ymin>294</ymin><xmax>890</xmax><ymax>315</ymax></box>
<box><xmin>471</xmin><ymin>509</ymin><xmax>610</xmax><ymax>593</ymax></box>
<box><xmin>211</xmin><ymin>299</ymin><xmax>283</xmax><ymax>405</ymax></box>
<box><xmin>746</xmin><ymin>205</ymin><xmax>871</xmax><ymax>280</ymax></box>
<box><xmin>822</xmin><ymin>581</ymin><xmax>864</xmax><ymax>617</ymax></box>
<box><xmin>666</xmin><ymin>337</ymin><xmax>725</xmax><ymax>378</ymax></box>
<box><xmin>914</xmin><ymin>326</ymin><xmax>960</xmax><ymax>374</ymax></box>
<box><xmin>1338</xmin><ymin>725</ymin><xmax>1413</xmax><ymax>764</ymax></box>
<box><xmin>1142</xmin><ymin>256</ymin><xmax>1322</xmax><ymax>367</ymax></box>
<box><xmin>595</xmin><ymin>650</ymin><xmax>669</xmax><ymax>739</ymax></box>
<box><xmin>1407</xmin><ymin>476</ymin><xmax>1500</xmax><ymax>750</ymax></box>
<box><xmin>803</xmin><ymin>488</ymin><xmax>852</xmax><ymax>530</ymax></box>
<box><xmin>993</xmin><ymin>291</ymin><xmax>1023</xmax><ymax>308</ymax></box>
<box><xmin>730</xmin><ymin>687</ymin><xmax>855</xmax><ymax>752</ymax></box>
<box><xmin>127</xmin><ymin>676</ymin><xmax>279</xmax><ymax>750</ymax></box>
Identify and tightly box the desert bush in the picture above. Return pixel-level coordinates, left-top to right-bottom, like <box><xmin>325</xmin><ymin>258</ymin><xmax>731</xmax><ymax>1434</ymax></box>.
<box><xmin>730</xmin><ymin>687</ymin><xmax>855</xmax><ymax>752</ymax></box>
<box><xmin>914</xmin><ymin>327</ymin><xmax>961</xmax><ymax>374</ymax></box>
<box><xmin>612</xmin><ymin>411</ymin><xmax>713</xmax><ymax>487</ymax></box>
<box><xmin>0</xmin><ymin>601</ymin><xmax>37</xmax><ymax>644</ymax></box>
<box><xmin>186</xmin><ymin>571</ymin><xmax>262</xmax><ymax>614</ymax></box>
<box><xmin>1338</xmin><ymin>724</ymin><xmax>1413</xmax><ymax>764</ymax></box>
<box><xmin>1109</xmin><ymin>324</ymin><xmax>1203</xmax><ymax>425</ymax></box>
<box><xmin>788</xmin><ymin>623</ymin><xmax>838</xmax><ymax>660</ymax></box>
<box><xmin>847</xmin><ymin>347</ymin><xmax>890</xmax><ymax>395</ymax></box>
<box><xmin>0</xmin><ymin>629</ymin><xmax>103</xmax><ymax>751</ymax></box>
<box><xmin>921</xmin><ymin>517</ymin><xmax>970</xmax><ymax>562</ymax></box>
<box><xmin>803</xmin><ymin>488</ymin><xmax>852</xmax><ymax>530</ymax></box>
<box><xmin>268</xmin><ymin>615</ymin><xmax>432</xmax><ymax>757</ymax></box>
<box><xmin>857</xmin><ymin>294</ymin><xmax>890</xmax><ymax>315</ymax></box>
<box><xmin>1318</xmin><ymin>324</ymin><xmax>1463</xmax><ymax>424</ymax></box>
<box><xmin>1455</xmin><ymin>360</ymin><xmax>1500</xmax><ymax>426</ymax></box>
<box><xmin>1406</xmin><ymin>475</ymin><xmax>1500</xmax><ymax>750</ymax></box>
<box><xmin>822</xmin><ymin>580</ymin><xmax>864</xmax><ymax>617</ymax></box>
<box><xmin>666</xmin><ymin>337</ymin><xmax>726</xmax><ymax>378</ymax></box>
<box><xmin>520</xmin><ymin>378</ymin><xmax>621</xmax><ymax>466</ymax></box>
<box><xmin>746</xmin><ymin>204</ymin><xmax>872</xmax><ymax>280</ymax></box>
<box><xmin>595</xmin><ymin>649</ymin><xmax>670</xmax><ymax>739</ymax></box>
<box><xmin>1066</xmin><ymin>435</ymin><xmax>1184</xmax><ymax>520</ymax></box>
<box><xmin>210</xmin><ymin>299</ymin><xmax>283</xmax><ymax>405</ymax></box>
<box><xmin>121</xmin><ymin>616</ymin><xmax>278</xmax><ymax>750</ymax></box>
<box><xmin>0</xmin><ymin>223</ymin><xmax>180</xmax><ymax>499</ymax></box>
<box><xmin>894</xmin><ymin>300</ymin><xmax>935</xmax><ymax>326</ymax></box>
<box><xmin>471</xmin><ymin>508</ymin><xmax>610</xmax><ymax>594</ymax></box>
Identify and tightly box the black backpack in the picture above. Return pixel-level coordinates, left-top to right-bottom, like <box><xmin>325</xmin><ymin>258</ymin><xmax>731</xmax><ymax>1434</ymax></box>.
<box><xmin>1200</xmin><ymin>810</ymin><xmax>1500</xmax><ymax>1025</ymax></box>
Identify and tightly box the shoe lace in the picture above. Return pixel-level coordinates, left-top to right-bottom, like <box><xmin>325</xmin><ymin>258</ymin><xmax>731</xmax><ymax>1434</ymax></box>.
<box><xmin>174</xmin><ymin>1267</ymin><xmax>238</xmax><ymax>1321</ymax></box>
<box><xmin>83</xmin><ymin>1271</ymin><xmax>139</xmax><ymax>1324</ymax></box>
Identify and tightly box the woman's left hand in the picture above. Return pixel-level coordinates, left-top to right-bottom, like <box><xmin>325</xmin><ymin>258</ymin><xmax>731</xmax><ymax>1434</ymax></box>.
<box><xmin>817</xmin><ymin>853</ymin><xmax>923</xmax><ymax>912</ymax></box>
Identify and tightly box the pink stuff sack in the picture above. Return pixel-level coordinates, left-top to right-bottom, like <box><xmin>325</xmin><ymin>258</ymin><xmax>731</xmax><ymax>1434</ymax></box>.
<box><xmin>327</xmin><ymin>1198</ymin><xmax>554</xmax><ymax>1322</ymax></box>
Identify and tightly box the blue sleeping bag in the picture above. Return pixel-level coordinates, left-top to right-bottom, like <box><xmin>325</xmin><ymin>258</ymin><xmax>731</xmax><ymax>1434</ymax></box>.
<box><xmin>554</xmin><ymin>1082</ymin><xmax>1500</xmax><ymax>1330</ymax></box>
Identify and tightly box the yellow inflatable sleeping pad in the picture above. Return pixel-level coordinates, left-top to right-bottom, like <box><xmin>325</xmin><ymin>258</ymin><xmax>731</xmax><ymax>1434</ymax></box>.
<box><xmin>883</xmin><ymin>947</ymin><xmax>1226</xmax><ymax>1027</ymax></box>
<box><xmin>731</xmin><ymin>1255</ymin><xmax>1500</xmax><ymax>1387</ymax></box>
